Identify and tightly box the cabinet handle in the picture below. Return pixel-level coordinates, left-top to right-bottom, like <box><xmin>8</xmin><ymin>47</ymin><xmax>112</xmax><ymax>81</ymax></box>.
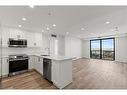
<box><xmin>7</xmin><ymin>59</ymin><xmax>9</xmax><ymax>63</ymax></box>
<box><xmin>7</xmin><ymin>41</ymin><xmax>9</xmax><ymax>45</ymax></box>
<box><xmin>34</xmin><ymin>43</ymin><xmax>36</xmax><ymax>46</ymax></box>
<box><xmin>38</xmin><ymin>57</ymin><xmax>41</xmax><ymax>62</ymax></box>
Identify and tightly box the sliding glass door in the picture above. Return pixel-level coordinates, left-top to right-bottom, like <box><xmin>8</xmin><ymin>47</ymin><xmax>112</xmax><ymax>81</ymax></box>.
<box><xmin>102</xmin><ymin>39</ymin><xmax>115</xmax><ymax>60</ymax></box>
<box><xmin>90</xmin><ymin>38</ymin><xmax>115</xmax><ymax>61</ymax></box>
<box><xmin>90</xmin><ymin>40</ymin><xmax>101</xmax><ymax>59</ymax></box>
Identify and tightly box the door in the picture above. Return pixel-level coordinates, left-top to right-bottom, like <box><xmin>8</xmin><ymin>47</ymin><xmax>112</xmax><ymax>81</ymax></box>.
<box><xmin>90</xmin><ymin>40</ymin><xmax>101</xmax><ymax>59</ymax></box>
<box><xmin>90</xmin><ymin>38</ymin><xmax>115</xmax><ymax>61</ymax></box>
<box><xmin>102</xmin><ymin>38</ymin><xmax>115</xmax><ymax>60</ymax></box>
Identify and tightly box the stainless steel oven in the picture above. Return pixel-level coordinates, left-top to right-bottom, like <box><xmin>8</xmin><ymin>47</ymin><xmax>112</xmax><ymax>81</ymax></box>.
<box><xmin>9</xmin><ymin>54</ymin><xmax>29</xmax><ymax>75</ymax></box>
<box><xmin>8</xmin><ymin>38</ymin><xmax>27</xmax><ymax>47</ymax></box>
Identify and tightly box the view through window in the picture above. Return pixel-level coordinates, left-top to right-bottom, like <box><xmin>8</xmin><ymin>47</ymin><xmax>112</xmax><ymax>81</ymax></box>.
<box><xmin>90</xmin><ymin>38</ymin><xmax>115</xmax><ymax>61</ymax></box>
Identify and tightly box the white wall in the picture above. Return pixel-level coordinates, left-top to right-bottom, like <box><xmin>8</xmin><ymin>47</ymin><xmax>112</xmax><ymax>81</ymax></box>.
<box><xmin>42</xmin><ymin>34</ymin><xmax>65</xmax><ymax>56</ymax></box>
<box><xmin>65</xmin><ymin>36</ymin><xmax>82</xmax><ymax>59</ymax></box>
<box><xmin>82</xmin><ymin>40</ymin><xmax>90</xmax><ymax>58</ymax></box>
<box><xmin>115</xmin><ymin>36</ymin><xmax>127</xmax><ymax>63</ymax></box>
<box><xmin>82</xmin><ymin>36</ymin><xmax>127</xmax><ymax>63</ymax></box>
<box><xmin>57</xmin><ymin>35</ymin><xmax>65</xmax><ymax>56</ymax></box>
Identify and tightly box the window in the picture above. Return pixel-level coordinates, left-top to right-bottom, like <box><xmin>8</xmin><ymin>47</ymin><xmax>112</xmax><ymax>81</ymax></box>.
<box><xmin>90</xmin><ymin>38</ymin><xmax>115</xmax><ymax>60</ymax></box>
<box><xmin>90</xmin><ymin>40</ymin><xmax>101</xmax><ymax>59</ymax></box>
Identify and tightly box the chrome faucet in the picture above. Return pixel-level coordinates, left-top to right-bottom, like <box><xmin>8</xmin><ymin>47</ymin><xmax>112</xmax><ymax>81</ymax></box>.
<box><xmin>45</xmin><ymin>47</ymin><xmax>50</xmax><ymax>56</ymax></box>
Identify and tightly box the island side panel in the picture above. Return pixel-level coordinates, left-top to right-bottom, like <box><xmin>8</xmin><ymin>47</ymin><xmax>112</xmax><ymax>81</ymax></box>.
<box><xmin>52</xmin><ymin>60</ymin><xmax>61</xmax><ymax>88</ymax></box>
<box><xmin>52</xmin><ymin>59</ymin><xmax>72</xmax><ymax>89</ymax></box>
<box><xmin>60</xmin><ymin>59</ymin><xmax>72</xmax><ymax>88</ymax></box>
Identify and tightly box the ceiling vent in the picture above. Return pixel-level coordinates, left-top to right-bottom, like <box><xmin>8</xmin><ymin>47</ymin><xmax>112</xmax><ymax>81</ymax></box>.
<box><xmin>51</xmin><ymin>34</ymin><xmax>57</xmax><ymax>38</ymax></box>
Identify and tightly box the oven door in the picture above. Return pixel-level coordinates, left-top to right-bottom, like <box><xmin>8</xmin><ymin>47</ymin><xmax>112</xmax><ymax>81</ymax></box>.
<box><xmin>9</xmin><ymin>59</ymin><xmax>28</xmax><ymax>73</ymax></box>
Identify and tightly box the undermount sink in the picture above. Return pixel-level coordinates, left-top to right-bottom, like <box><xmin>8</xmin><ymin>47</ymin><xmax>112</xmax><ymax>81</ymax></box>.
<box><xmin>41</xmin><ymin>55</ymin><xmax>50</xmax><ymax>56</ymax></box>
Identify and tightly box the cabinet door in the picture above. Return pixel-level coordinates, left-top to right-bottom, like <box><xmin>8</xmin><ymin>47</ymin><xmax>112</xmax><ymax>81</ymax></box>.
<box><xmin>29</xmin><ymin>56</ymin><xmax>35</xmax><ymax>70</ymax></box>
<box><xmin>9</xmin><ymin>28</ymin><xmax>18</xmax><ymax>39</ymax></box>
<box><xmin>34</xmin><ymin>32</ymin><xmax>43</xmax><ymax>47</ymax></box>
<box><xmin>9</xmin><ymin>28</ymin><xmax>24</xmax><ymax>39</ymax></box>
<box><xmin>38</xmin><ymin>58</ymin><xmax>43</xmax><ymax>75</ymax></box>
<box><xmin>34</xmin><ymin>56</ymin><xmax>40</xmax><ymax>72</ymax></box>
<box><xmin>2</xmin><ymin>28</ymin><xmax>10</xmax><ymax>47</ymax></box>
<box><xmin>2</xmin><ymin>58</ymin><xmax>9</xmax><ymax>76</ymax></box>
<box><xmin>32</xmin><ymin>56</ymin><xmax>43</xmax><ymax>75</ymax></box>
<box><xmin>26</xmin><ymin>32</ymin><xmax>35</xmax><ymax>47</ymax></box>
<box><xmin>52</xmin><ymin>61</ymin><xmax>60</xmax><ymax>86</ymax></box>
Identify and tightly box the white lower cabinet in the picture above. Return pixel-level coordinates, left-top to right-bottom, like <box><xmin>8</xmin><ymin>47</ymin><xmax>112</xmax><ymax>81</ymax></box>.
<box><xmin>29</xmin><ymin>56</ymin><xmax>43</xmax><ymax>75</ymax></box>
<box><xmin>37</xmin><ymin>58</ymin><xmax>43</xmax><ymax>75</ymax></box>
<box><xmin>0</xmin><ymin>56</ymin><xmax>43</xmax><ymax>77</ymax></box>
<box><xmin>1</xmin><ymin>58</ymin><xmax>9</xmax><ymax>76</ymax></box>
<box><xmin>34</xmin><ymin>56</ymin><xmax>43</xmax><ymax>75</ymax></box>
<box><xmin>29</xmin><ymin>56</ymin><xmax>35</xmax><ymax>70</ymax></box>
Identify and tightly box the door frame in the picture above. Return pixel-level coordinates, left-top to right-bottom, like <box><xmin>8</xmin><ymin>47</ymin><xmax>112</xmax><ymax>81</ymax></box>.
<box><xmin>90</xmin><ymin>38</ymin><xmax>115</xmax><ymax>60</ymax></box>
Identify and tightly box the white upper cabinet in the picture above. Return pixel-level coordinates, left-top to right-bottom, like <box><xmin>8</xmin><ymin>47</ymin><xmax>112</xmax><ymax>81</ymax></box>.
<box><xmin>34</xmin><ymin>32</ymin><xmax>43</xmax><ymax>47</ymax></box>
<box><xmin>2</xmin><ymin>27</ymin><xmax>43</xmax><ymax>48</ymax></box>
<box><xmin>26</xmin><ymin>32</ymin><xmax>42</xmax><ymax>48</ymax></box>
<box><xmin>9</xmin><ymin>28</ymin><xmax>26</xmax><ymax>39</ymax></box>
<box><xmin>26</xmin><ymin>31</ymin><xmax>35</xmax><ymax>47</ymax></box>
<box><xmin>2</xmin><ymin>27</ymin><xmax>10</xmax><ymax>47</ymax></box>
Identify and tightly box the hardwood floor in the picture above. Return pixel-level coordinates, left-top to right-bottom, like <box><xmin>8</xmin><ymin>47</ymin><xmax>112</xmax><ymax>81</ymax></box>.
<box><xmin>66</xmin><ymin>58</ymin><xmax>127</xmax><ymax>89</ymax></box>
<box><xmin>1</xmin><ymin>70</ymin><xmax>56</xmax><ymax>89</ymax></box>
<box><xmin>1</xmin><ymin>58</ymin><xmax>127</xmax><ymax>89</ymax></box>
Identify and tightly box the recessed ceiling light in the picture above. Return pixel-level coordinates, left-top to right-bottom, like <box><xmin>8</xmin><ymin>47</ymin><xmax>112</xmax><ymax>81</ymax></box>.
<box><xmin>42</xmin><ymin>29</ymin><xmax>44</xmax><ymax>32</ymax></box>
<box><xmin>46</xmin><ymin>27</ymin><xmax>50</xmax><ymax>30</ymax></box>
<box><xmin>22</xmin><ymin>17</ymin><xmax>26</xmax><ymax>21</ymax></box>
<box><xmin>66</xmin><ymin>32</ymin><xmax>69</xmax><ymax>35</ymax></box>
<box><xmin>106</xmin><ymin>21</ymin><xmax>110</xmax><ymax>24</ymax></box>
<box><xmin>81</xmin><ymin>28</ymin><xmax>85</xmax><ymax>30</ymax></box>
<box><xmin>110</xmin><ymin>29</ymin><xmax>114</xmax><ymax>31</ymax></box>
<box><xmin>29</xmin><ymin>5</ymin><xmax>34</xmax><ymax>8</ymax></box>
<box><xmin>53</xmin><ymin>24</ymin><xmax>56</xmax><ymax>27</ymax></box>
<box><xmin>18</xmin><ymin>25</ymin><xmax>22</xmax><ymax>28</ymax></box>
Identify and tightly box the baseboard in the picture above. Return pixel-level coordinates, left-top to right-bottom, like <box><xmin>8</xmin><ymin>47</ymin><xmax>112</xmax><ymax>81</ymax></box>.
<box><xmin>72</xmin><ymin>57</ymin><xmax>83</xmax><ymax>60</ymax></box>
<box><xmin>1</xmin><ymin>69</ymin><xmax>35</xmax><ymax>79</ymax></box>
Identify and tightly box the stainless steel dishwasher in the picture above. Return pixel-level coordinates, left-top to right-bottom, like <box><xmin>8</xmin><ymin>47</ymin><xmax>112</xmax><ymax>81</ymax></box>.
<box><xmin>43</xmin><ymin>58</ymin><xmax>52</xmax><ymax>82</ymax></box>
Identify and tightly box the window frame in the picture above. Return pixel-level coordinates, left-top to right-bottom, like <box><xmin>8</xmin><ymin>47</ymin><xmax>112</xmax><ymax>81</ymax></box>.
<box><xmin>90</xmin><ymin>38</ymin><xmax>115</xmax><ymax>60</ymax></box>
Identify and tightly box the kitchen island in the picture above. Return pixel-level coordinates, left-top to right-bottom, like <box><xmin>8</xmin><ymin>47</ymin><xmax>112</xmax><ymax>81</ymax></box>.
<box><xmin>38</xmin><ymin>55</ymin><xmax>74</xmax><ymax>89</ymax></box>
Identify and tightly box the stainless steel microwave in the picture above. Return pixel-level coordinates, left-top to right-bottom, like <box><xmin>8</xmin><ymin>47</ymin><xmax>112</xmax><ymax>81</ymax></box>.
<box><xmin>8</xmin><ymin>38</ymin><xmax>27</xmax><ymax>48</ymax></box>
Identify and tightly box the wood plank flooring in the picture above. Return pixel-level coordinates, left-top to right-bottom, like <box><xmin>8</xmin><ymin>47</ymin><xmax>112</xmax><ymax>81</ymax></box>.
<box><xmin>1</xmin><ymin>70</ymin><xmax>56</xmax><ymax>89</ymax></box>
<box><xmin>66</xmin><ymin>58</ymin><xmax>127</xmax><ymax>89</ymax></box>
<box><xmin>1</xmin><ymin>58</ymin><xmax>127</xmax><ymax>89</ymax></box>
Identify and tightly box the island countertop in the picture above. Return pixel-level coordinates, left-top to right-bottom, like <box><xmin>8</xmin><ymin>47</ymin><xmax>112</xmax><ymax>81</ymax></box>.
<box><xmin>31</xmin><ymin>54</ymin><xmax>75</xmax><ymax>61</ymax></box>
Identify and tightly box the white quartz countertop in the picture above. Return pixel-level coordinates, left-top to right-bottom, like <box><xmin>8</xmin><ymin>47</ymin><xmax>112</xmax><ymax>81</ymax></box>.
<box><xmin>1</xmin><ymin>54</ymin><xmax>75</xmax><ymax>61</ymax></box>
<box><xmin>32</xmin><ymin>54</ymin><xmax>75</xmax><ymax>61</ymax></box>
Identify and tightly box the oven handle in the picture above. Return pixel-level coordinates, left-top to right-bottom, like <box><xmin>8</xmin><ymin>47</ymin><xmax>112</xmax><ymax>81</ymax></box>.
<box><xmin>9</xmin><ymin>58</ymin><xmax>29</xmax><ymax>61</ymax></box>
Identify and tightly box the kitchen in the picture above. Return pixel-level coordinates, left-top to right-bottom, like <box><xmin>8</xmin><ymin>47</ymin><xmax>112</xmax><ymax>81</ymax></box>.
<box><xmin>0</xmin><ymin>23</ymin><xmax>75</xmax><ymax>89</ymax></box>
<box><xmin>1</xmin><ymin>6</ymin><xmax>127</xmax><ymax>89</ymax></box>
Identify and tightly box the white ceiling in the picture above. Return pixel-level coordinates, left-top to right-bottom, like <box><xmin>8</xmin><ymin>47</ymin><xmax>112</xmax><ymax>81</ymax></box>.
<box><xmin>0</xmin><ymin>6</ymin><xmax>127</xmax><ymax>39</ymax></box>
